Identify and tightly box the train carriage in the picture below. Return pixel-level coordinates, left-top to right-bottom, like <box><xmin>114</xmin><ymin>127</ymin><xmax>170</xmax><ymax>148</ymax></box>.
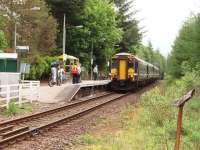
<box><xmin>110</xmin><ymin>53</ymin><xmax>160</xmax><ymax>91</ymax></box>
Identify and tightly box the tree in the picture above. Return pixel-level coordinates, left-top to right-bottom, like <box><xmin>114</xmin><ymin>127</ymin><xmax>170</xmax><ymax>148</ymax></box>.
<box><xmin>46</xmin><ymin>0</ymin><xmax>122</xmax><ymax>71</ymax></box>
<box><xmin>129</xmin><ymin>43</ymin><xmax>166</xmax><ymax>72</ymax></box>
<box><xmin>0</xmin><ymin>30</ymin><xmax>7</xmax><ymax>49</ymax></box>
<box><xmin>75</xmin><ymin>0</ymin><xmax>122</xmax><ymax>70</ymax></box>
<box><xmin>45</xmin><ymin>0</ymin><xmax>85</xmax><ymax>49</ymax></box>
<box><xmin>115</xmin><ymin>0</ymin><xmax>142</xmax><ymax>52</ymax></box>
<box><xmin>0</xmin><ymin>16</ymin><xmax>8</xmax><ymax>50</ymax></box>
<box><xmin>0</xmin><ymin>0</ymin><xmax>57</xmax><ymax>56</ymax></box>
<box><xmin>168</xmin><ymin>14</ymin><xmax>200</xmax><ymax>78</ymax></box>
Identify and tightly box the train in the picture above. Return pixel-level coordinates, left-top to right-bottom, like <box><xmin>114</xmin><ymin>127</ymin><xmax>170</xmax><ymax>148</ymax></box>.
<box><xmin>110</xmin><ymin>52</ymin><xmax>161</xmax><ymax>91</ymax></box>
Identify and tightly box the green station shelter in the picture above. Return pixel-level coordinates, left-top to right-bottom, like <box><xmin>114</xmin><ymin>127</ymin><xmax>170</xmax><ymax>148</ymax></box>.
<box><xmin>0</xmin><ymin>53</ymin><xmax>18</xmax><ymax>72</ymax></box>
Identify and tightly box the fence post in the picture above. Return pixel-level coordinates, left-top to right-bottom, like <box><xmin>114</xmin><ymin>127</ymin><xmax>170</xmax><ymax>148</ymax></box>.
<box><xmin>6</xmin><ymin>85</ymin><xmax>10</xmax><ymax>109</ymax></box>
<box><xmin>18</xmin><ymin>84</ymin><xmax>22</xmax><ymax>107</ymax></box>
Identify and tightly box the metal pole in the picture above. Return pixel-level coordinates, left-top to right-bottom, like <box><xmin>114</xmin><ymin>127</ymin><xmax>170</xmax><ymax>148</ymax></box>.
<box><xmin>174</xmin><ymin>105</ymin><xmax>184</xmax><ymax>150</ymax></box>
<box><xmin>63</xmin><ymin>13</ymin><xmax>66</xmax><ymax>62</ymax></box>
<box><xmin>90</xmin><ymin>39</ymin><xmax>93</xmax><ymax>80</ymax></box>
<box><xmin>14</xmin><ymin>22</ymin><xmax>17</xmax><ymax>53</ymax></box>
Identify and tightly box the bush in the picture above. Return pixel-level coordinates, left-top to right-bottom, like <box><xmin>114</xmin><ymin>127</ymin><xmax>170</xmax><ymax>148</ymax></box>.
<box><xmin>6</xmin><ymin>102</ymin><xmax>17</xmax><ymax>116</ymax></box>
<box><xmin>138</xmin><ymin>70</ymin><xmax>200</xmax><ymax>149</ymax></box>
<box><xmin>28</xmin><ymin>55</ymin><xmax>57</xmax><ymax>80</ymax></box>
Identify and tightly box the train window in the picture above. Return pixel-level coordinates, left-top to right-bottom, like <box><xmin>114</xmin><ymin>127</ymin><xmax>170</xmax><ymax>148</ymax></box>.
<box><xmin>135</xmin><ymin>61</ymin><xmax>138</xmax><ymax>74</ymax></box>
<box><xmin>112</xmin><ymin>59</ymin><xmax>118</xmax><ymax>68</ymax></box>
<box><xmin>128</xmin><ymin>62</ymin><xmax>134</xmax><ymax>68</ymax></box>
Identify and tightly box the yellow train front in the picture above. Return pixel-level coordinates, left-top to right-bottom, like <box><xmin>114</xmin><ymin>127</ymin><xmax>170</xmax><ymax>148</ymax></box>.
<box><xmin>110</xmin><ymin>53</ymin><xmax>160</xmax><ymax>91</ymax></box>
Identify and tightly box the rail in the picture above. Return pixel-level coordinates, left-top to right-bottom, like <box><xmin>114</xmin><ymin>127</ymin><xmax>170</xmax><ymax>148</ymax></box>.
<box><xmin>0</xmin><ymin>92</ymin><xmax>129</xmax><ymax>148</ymax></box>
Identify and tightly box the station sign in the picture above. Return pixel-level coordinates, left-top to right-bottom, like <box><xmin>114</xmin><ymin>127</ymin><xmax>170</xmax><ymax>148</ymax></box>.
<box><xmin>20</xmin><ymin>63</ymin><xmax>30</xmax><ymax>74</ymax></box>
<box><xmin>16</xmin><ymin>46</ymin><xmax>29</xmax><ymax>52</ymax></box>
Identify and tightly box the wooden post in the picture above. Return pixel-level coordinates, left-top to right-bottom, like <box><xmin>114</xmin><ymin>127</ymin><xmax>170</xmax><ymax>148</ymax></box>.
<box><xmin>174</xmin><ymin>105</ymin><xmax>183</xmax><ymax>150</ymax></box>
<box><xmin>174</xmin><ymin>89</ymin><xmax>195</xmax><ymax>150</ymax></box>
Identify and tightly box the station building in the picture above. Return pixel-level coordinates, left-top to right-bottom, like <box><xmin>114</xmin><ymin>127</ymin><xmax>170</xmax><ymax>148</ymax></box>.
<box><xmin>0</xmin><ymin>52</ymin><xmax>20</xmax><ymax>85</ymax></box>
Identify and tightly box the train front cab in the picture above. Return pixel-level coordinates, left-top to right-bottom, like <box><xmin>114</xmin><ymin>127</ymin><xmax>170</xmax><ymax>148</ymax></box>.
<box><xmin>110</xmin><ymin>55</ymin><xmax>135</xmax><ymax>91</ymax></box>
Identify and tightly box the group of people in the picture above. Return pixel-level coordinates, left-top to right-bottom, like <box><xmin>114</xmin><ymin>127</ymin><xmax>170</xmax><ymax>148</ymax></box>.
<box><xmin>50</xmin><ymin>61</ymin><xmax>99</xmax><ymax>86</ymax></box>
<box><xmin>71</xmin><ymin>64</ymin><xmax>99</xmax><ymax>84</ymax></box>
<box><xmin>50</xmin><ymin>63</ymin><xmax>65</xmax><ymax>86</ymax></box>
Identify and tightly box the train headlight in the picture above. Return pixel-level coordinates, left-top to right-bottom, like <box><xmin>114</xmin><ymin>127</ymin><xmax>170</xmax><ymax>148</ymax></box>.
<box><xmin>111</xmin><ymin>68</ymin><xmax>117</xmax><ymax>79</ymax></box>
<box><xmin>128</xmin><ymin>68</ymin><xmax>134</xmax><ymax>80</ymax></box>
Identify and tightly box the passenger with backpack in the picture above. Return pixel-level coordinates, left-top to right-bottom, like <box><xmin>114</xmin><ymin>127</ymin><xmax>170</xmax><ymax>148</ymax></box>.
<box><xmin>71</xmin><ymin>63</ymin><xmax>78</xmax><ymax>84</ymax></box>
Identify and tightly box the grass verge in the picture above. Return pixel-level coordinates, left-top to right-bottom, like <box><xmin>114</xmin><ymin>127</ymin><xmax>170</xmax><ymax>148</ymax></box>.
<box><xmin>75</xmin><ymin>72</ymin><xmax>200</xmax><ymax>150</ymax></box>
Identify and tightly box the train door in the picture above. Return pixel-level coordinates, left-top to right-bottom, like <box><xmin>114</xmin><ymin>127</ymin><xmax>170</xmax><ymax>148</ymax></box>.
<box><xmin>135</xmin><ymin>61</ymin><xmax>138</xmax><ymax>77</ymax></box>
<box><xmin>119</xmin><ymin>60</ymin><xmax>126</xmax><ymax>80</ymax></box>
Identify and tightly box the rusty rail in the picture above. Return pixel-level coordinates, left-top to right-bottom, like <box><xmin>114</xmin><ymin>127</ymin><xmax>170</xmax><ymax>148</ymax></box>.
<box><xmin>174</xmin><ymin>89</ymin><xmax>195</xmax><ymax>150</ymax></box>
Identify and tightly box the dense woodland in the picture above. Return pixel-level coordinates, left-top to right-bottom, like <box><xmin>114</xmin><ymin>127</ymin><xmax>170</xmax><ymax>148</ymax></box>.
<box><xmin>0</xmin><ymin>0</ymin><xmax>165</xmax><ymax>79</ymax></box>
<box><xmin>168</xmin><ymin>13</ymin><xmax>200</xmax><ymax>78</ymax></box>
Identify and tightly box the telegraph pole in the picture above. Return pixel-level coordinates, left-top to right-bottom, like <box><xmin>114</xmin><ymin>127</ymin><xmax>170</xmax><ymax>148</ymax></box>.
<box><xmin>63</xmin><ymin>13</ymin><xmax>66</xmax><ymax>61</ymax></box>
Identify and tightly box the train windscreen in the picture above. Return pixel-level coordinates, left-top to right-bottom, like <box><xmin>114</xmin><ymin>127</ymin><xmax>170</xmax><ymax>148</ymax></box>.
<box><xmin>112</xmin><ymin>59</ymin><xmax>118</xmax><ymax>68</ymax></box>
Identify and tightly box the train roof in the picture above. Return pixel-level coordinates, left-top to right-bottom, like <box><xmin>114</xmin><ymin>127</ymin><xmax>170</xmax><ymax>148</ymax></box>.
<box><xmin>135</xmin><ymin>56</ymin><xmax>159</xmax><ymax>70</ymax></box>
<box><xmin>114</xmin><ymin>52</ymin><xmax>159</xmax><ymax>70</ymax></box>
<box><xmin>115</xmin><ymin>52</ymin><xmax>132</xmax><ymax>56</ymax></box>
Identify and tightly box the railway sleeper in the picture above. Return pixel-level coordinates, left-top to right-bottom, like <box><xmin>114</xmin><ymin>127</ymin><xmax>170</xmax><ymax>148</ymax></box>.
<box><xmin>0</xmin><ymin>125</ymin><xmax>14</xmax><ymax>134</ymax></box>
<box><xmin>1</xmin><ymin>126</ymin><xmax>29</xmax><ymax>139</ymax></box>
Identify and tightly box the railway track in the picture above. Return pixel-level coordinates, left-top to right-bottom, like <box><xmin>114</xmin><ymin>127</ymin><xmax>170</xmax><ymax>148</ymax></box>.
<box><xmin>0</xmin><ymin>92</ymin><xmax>129</xmax><ymax>148</ymax></box>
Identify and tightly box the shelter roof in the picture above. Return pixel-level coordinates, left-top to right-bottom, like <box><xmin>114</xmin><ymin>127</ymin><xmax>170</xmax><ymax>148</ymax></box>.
<box><xmin>0</xmin><ymin>53</ymin><xmax>17</xmax><ymax>59</ymax></box>
<box><xmin>58</xmin><ymin>54</ymin><xmax>79</xmax><ymax>61</ymax></box>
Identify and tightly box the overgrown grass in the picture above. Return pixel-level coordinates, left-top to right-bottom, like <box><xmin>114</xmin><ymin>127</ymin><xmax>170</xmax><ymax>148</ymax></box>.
<box><xmin>78</xmin><ymin>71</ymin><xmax>200</xmax><ymax>150</ymax></box>
<box><xmin>4</xmin><ymin>102</ymin><xmax>33</xmax><ymax>117</ymax></box>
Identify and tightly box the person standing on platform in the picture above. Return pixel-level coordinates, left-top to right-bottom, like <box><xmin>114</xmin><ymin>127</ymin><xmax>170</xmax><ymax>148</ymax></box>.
<box><xmin>77</xmin><ymin>64</ymin><xmax>82</xmax><ymax>83</ymax></box>
<box><xmin>51</xmin><ymin>64</ymin><xmax>57</xmax><ymax>84</ymax></box>
<box><xmin>71</xmin><ymin>63</ymin><xmax>78</xmax><ymax>84</ymax></box>
<box><xmin>93</xmin><ymin>65</ymin><xmax>98</xmax><ymax>80</ymax></box>
<box><xmin>58</xmin><ymin>66</ymin><xmax>65</xmax><ymax>84</ymax></box>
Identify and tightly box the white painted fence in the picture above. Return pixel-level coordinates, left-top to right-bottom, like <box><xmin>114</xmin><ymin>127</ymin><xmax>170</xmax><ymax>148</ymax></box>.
<box><xmin>0</xmin><ymin>80</ymin><xmax>40</xmax><ymax>108</ymax></box>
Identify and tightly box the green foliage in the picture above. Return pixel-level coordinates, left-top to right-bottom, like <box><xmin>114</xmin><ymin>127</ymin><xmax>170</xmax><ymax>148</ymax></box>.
<box><xmin>5</xmin><ymin>102</ymin><xmax>33</xmax><ymax>117</ymax></box>
<box><xmin>138</xmin><ymin>71</ymin><xmax>200</xmax><ymax>149</ymax></box>
<box><xmin>80</xmin><ymin>0</ymin><xmax>122</xmax><ymax>70</ymax></box>
<box><xmin>46</xmin><ymin>0</ymin><xmax>122</xmax><ymax>71</ymax></box>
<box><xmin>6</xmin><ymin>102</ymin><xmax>17</xmax><ymax>116</ymax></box>
<box><xmin>79</xmin><ymin>71</ymin><xmax>200</xmax><ymax>149</ymax></box>
<box><xmin>0</xmin><ymin>0</ymin><xmax>57</xmax><ymax>54</ymax></box>
<box><xmin>130</xmin><ymin>43</ymin><xmax>166</xmax><ymax>72</ymax></box>
<box><xmin>28</xmin><ymin>55</ymin><xmax>57</xmax><ymax>80</ymax></box>
<box><xmin>168</xmin><ymin>13</ymin><xmax>200</xmax><ymax>78</ymax></box>
<box><xmin>0</xmin><ymin>30</ymin><xmax>7</xmax><ymax>50</ymax></box>
<box><xmin>115</xmin><ymin>0</ymin><xmax>142</xmax><ymax>52</ymax></box>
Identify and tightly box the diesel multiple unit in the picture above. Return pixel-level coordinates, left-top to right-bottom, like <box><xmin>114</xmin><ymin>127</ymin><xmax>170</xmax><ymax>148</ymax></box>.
<box><xmin>110</xmin><ymin>52</ymin><xmax>160</xmax><ymax>91</ymax></box>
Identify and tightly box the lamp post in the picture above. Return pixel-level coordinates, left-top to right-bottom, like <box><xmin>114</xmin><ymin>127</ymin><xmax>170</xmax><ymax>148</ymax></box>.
<box><xmin>62</xmin><ymin>13</ymin><xmax>83</xmax><ymax>62</ymax></box>
<box><xmin>62</xmin><ymin>14</ymin><xmax>66</xmax><ymax>62</ymax></box>
<box><xmin>11</xmin><ymin>7</ymin><xmax>40</xmax><ymax>52</ymax></box>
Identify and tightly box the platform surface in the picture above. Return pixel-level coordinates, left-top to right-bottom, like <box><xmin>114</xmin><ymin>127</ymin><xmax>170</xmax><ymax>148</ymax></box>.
<box><xmin>39</xmin><ymin>80</ymin><xmax>110</xmax><ymax>103</ymax></box>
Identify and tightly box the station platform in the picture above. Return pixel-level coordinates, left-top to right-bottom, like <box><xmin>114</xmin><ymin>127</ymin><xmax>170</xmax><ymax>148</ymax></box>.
<box><xmin>39</xmin><ymin>80</ymin><xmax>110</xmax><ymax>103</ymax></box>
